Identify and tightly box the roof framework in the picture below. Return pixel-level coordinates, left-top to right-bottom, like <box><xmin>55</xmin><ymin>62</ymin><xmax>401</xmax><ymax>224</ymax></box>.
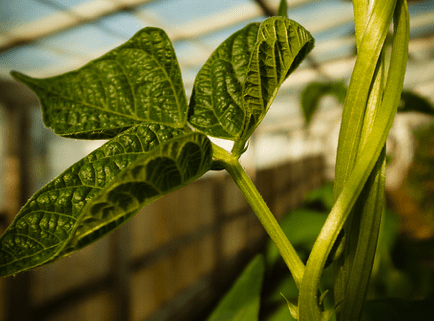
<box><xmin>0</xmin><ymin>0</ymin><xmax>433</xmax><ymax>102</ymax></box>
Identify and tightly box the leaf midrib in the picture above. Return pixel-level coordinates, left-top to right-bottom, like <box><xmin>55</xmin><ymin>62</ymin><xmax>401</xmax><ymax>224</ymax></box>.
<box><xmin>0</xmin><ymin>241</ymin><xmax>62</xmax><ymax>267</ymax></box>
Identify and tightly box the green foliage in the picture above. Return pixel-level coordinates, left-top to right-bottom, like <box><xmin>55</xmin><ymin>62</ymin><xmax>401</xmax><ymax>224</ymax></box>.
<box><xmin>189</xmin><ymin>17</ymin><xmax>314</xmax><ymax>155</ymax></box>
<box><xmin>238</xmin><ymin>17</ymin><xmax>314</xmax><ymax>148</ymax></box>
<box><xmin>261</xmin><ymin>184</ymin><xmax>431</xmax><ymax>321</ymax></box>
<box><xmin>299</xmin><ymin>1</ymin><xmax>409</xmax><ymax>319</ymax></box>
<box><xmin>213</xmin><ymin>0</ymin><xmax>412</xmax><ymax>319</ymax></box>
<box><xmin>1</xmin><ymin>16</ymin><xmax>313</xmax><ymax>279</ymax></box>
<box><xmin>0</xmin><ymin>128</ymin><xmax>211</xmax><ymax>276</ymax></box>
<box><xmin>188</xmin><ymin>22</ymin><xmax>260</xmax><ymax>139</ymax></box>
<box><xmin>303</xmin><ymin>181</ymin><xmax>334</xmax><ymax>211</ymax></box>
<box><xmin>11</xmin><ymin>28</ymin><xmax>188</xmax><ymax>139</ymax></box>
<box><xmin>0</xmin><ymin>1</ymin><xmax>416</xmax><ymax>320</ymax></box>
<box><xmin>266</xmin><ymin>304</ymin><xmax>297</xmax><ymax>321</ymax></box>
<box><xmin>399</xmin><ymin>90</ymin><xmax>434</xmax><ymax>115</ymax></box>
<box><xmin>206</xmin><ymin>255</ymin><xmax>265</xmax><ymax>321</ymax></box>
<box><xmin>300</xmin><ymin>82</ymin><xmax>433</xmax><ymax>128</ymax></box>
<box><xmin>300</xmin><ymin>81</ymin><xmax>347</xmax><ymax>126</ymax></box>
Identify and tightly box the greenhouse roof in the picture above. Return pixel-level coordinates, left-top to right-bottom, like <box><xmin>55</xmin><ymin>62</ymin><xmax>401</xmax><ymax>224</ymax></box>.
<box><xmin>0</xmin><ymin>0</ymin><xmax>433</xmax><ymax>101</ymax></box>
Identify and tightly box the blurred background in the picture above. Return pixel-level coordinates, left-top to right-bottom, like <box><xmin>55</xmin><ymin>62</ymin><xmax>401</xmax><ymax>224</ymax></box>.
<box><xmin>0</xmin><ymin>0</ymin><xmax>434</xmax><ymax>320</ymax></box>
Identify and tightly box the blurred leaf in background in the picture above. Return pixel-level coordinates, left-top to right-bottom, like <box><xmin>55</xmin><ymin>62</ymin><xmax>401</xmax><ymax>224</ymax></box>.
<box><xmin>300</xmin><ymin>81</ymin><xmax>347</xmax><ymax>126</ymax></box>
<box><xmin>399</xmin><ymin>91</ymin><xmax>434</xmax><ymax>116</ymax></box>
<box><xmin>207</xmin><ymin>255</ymin><xmax>265</xmax><ymax>321</ymax></box>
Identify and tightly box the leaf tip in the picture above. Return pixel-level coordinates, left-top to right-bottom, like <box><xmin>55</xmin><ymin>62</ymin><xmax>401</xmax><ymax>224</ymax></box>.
<box><xmin>281</xmin><ymin>292</ymin><xmax>299</xmax><ymax>319</ymax></box>
<box><xmin>10</xmin><ymin>70</ymin><xmax>33</xmax><ymax>85</ymax></box>
<box><xmin>10</xmin><ymin>70</ymin><xmax>22</xmax><ymax>80</ymax></box>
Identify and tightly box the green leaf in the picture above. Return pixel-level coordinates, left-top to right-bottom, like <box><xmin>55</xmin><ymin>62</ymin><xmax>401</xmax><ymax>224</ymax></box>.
<box><xmin>266</xmin><ymin>304</ymin><xmax>297</xmax><ymax>321</ymax></box>
<box><xmin>60</xmin><ymin>132</ymin><xmax>212</xmax><ymax>256</ymax></box>
<box><xmin>301</xmin><ymin>81</ymin><xmax>347</xmax><ymax>126</ymax></box>
<box><xmin>266</xmin><ymin>275</ymin><xmax>299</xmax><ymax>304</ymax></box>
<box><xmin>399</xmin><ymin>90</ymin><xmax>434</xmax><ymax>116</ymax></box>
<box><xmin>281</xmin><ymin>293</ymin><xmax>299</xmax><ymax>320</ymax></box>
<box><xmin>189</xmin><ymin>22</ymin><xmax>260</xmax><ymax>139</ymax></box>
<box><xmin>240</xmin><ymin>16</ymin><xmax>314</xmax><ymax>144</ymax></box>
<box><xmin>11</xmin><ymin>27</ymin><xmax>188</xmax><ymax>139</ymax></box>
<box><xmin>303</xmin><ymin>181</ymin><xmax>335</xmax><ymax>210</ymax></box>
<box><xmin>207</xmin><ymin>255</ymin><xmax>265</xmax><ymax>321</ymax></box>
<box><xmin>189</xmin><ymin>17</ymin><xmax>314</xmax><ymax>146</ymax></box>
<box><xmin>0</xmin><ymin>128</ymin><xmax>211</xmax><ymax>277</ymax></box>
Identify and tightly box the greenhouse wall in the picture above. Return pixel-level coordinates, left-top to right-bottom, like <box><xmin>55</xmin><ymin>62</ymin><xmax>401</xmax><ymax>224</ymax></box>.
<box><xmin>0</xmin><ymin>155</ymin><xmax>324</xmax><ymax>321</ymax></box>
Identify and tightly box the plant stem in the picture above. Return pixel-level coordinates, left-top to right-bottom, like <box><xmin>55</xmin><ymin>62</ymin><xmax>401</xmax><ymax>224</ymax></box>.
<box><xmin>224</xmin><ymin>157</ymin><xmax>305</xmax><ymax>288</ymax></box>
<box><xmin>298</xmin><ymin>1</ymin><xmax>409</xmax><ymax>319</ymax></box>
<box><xmin>334</xmin><ymin>18</ymin><xmax>389</xmax><ymax>319</ymax></box>
<box><xmin>338</xmin><ymin>149</ymin><xmax>386</xmax><ymax>321</ymax></box>
<box><xmin>333</xmin><ymin>0</ymin><xmax>396</xmax><ymax>197</ymax></box>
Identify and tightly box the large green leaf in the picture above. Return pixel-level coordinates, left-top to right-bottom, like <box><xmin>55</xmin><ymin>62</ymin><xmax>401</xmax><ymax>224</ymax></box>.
<box><xmin>0</xmin><ymin>127</ymin><xmax>211</xmax><ymax>277</ymax></box>
<box><xmin>189</xmin><ymin>17</ymin><xmax>314</xmax><ymax>147</ymax></box>
<box><xmin>207</xmin><ymin>255</ymin><xmax>265</xmax><ymax>321</ymax></box>
<box><xmin>240</xmin><ymin>16</ymin><xmax>314</xmax><ymax>143</ymax></box>
<box><xmin>188</xmin><ymin>22</ymin><xmax>260</xmax><ymax>139</ymax></box>
<box><xmin>59</xmin><ymin>132</ymin><xmax>212</xmax><ymax>256</ymax></box>
<box><xmin>11</xmin><ymin>27</ymin><xmax>188</xmax><ymax>139</ymax></box>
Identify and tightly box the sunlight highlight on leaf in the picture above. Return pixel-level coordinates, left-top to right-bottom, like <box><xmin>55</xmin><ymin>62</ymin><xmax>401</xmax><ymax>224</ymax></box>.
<box><xmin>240</xmin><ymin>17</ymin><xmax>314</xmax><ymax>144</ymax></box>
<box><xmin>189</xmin><ymin>23</ymin><xmax>260</xmax><ymax>139</ymax></box>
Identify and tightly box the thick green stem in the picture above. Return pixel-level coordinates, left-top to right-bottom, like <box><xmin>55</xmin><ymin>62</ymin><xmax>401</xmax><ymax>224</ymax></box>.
<box><xmin>224</xmin><ymin>158</ymin><xmax>305</xmax><ymax>288</ymax></box>
<box><xmin>338</xmin><ymin>149</ymin><xmax>386</xmax><ymax>321</ymax></box>
<box><xmin>333</xmin><ymin>0</ymin><xmax>396</xmax><ymax>197</ymax></box>
<box><xmin>298</xmin><ymin>0</ymin><xmax>408</xmax><ymax>319</ymax></box>
<box><xmin>334</xmin><ymin>33</ymin><xmax>388</xmax><ymax>321</ymax></box>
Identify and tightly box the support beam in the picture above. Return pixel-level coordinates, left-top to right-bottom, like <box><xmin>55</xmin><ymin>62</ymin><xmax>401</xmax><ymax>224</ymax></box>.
<box><xmin>0</xmin><ymin>79</ymin><xmax>36</xmax><ymax>321</ymax></box>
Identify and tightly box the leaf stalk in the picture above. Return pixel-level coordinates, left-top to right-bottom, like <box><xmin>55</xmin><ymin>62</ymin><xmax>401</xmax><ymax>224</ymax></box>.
<box><xmin>223</xmin><ymin>154</ymin><xmax>305</xmax><ymax>288</ymax></box>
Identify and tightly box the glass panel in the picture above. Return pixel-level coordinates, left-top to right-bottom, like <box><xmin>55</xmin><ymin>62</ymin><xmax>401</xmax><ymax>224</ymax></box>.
<box><xmin>0</xmin><ymin>0</ymin><xmax>58</xmax><ymax>31</ymax></box>
<box><xmin>29</xmin><ymin>106</ymin><xmax>106</xmax><ymax>194</ymax></box>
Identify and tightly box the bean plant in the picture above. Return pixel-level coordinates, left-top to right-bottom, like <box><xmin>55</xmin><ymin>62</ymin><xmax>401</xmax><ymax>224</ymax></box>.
<box><xmin>0</xmin><ymin>0</ymin><xmax>411</xmax><ymax>320</ymax></box>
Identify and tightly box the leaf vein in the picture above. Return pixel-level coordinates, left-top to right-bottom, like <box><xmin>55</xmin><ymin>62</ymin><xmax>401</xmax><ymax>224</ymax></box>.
<box><xmin>12</xmin><ymin>233</ymin><xmax>49</xmax><ymax>249</ymax></box>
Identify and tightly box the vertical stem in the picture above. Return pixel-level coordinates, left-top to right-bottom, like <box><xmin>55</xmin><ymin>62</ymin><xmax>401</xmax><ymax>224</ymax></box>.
<box><xmin>353</xmin><ymin>0</ymin><xmax>370</xmax><ymax>51</ymax></box>
<box><xmin>299</xmin><ymin>0</ymin><xmax>408</xmax><ymax>319</ymax></box>
<box><xmin>334</xmin><ymin>40</ymin><xmax>388</xmax><ymax>320</ymax></box>
<box><xmin>338</xmin><ymin>149</ymin><xmax>386</xmax><ymax>321</ymax></box>
<box><xmin>225</xmin><ymin>159</ymin><xmax>305</xmax><ymax>288</ymax></box>
<box><xmin>333</xmin><ymin>0</ymin><xmax>396</xmax><ymax>199</ymax></box>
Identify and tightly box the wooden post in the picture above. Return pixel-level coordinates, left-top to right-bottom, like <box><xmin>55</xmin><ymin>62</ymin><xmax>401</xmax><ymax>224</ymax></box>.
<box><xmin>110</xmin><ymin>223</ymin><xmax>132</xmax><ymax>321</ymax></box>
<box><xmin>1</xmin><ymin>79</ymin><xmax>38</xmax><ymax>321</ymax></box>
